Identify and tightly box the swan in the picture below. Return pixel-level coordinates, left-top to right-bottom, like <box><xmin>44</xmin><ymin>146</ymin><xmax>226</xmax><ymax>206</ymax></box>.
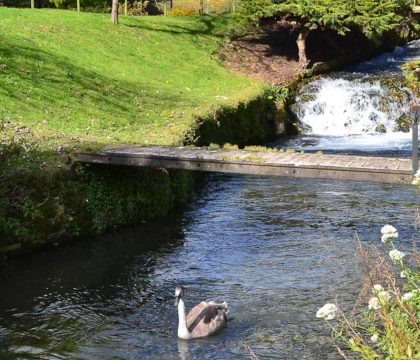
<box><xmin>174</xmin><ymin>285</ymin><xmax>228</xmax><ymax>339</ymax></box>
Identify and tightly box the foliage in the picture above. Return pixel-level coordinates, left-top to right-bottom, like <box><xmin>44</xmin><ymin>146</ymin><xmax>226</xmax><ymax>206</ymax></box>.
<box><xmin>186</xmin><ymin>93</ymin><xmax>281</xmax><ymax>147</ymax></box>
<box><xmin>118</xmin><ymin>0</ymin><xmax>149</xmax><ymax>15</ymax></box>
<box><xmin>264</xmin><ymin>84</ymin><xmax>288</xmax><ymax>102</ymax></box>
<box><xmin>74</xmin><ymin>0</ymin><xmax>110</xmax><ymax>9</ymax></box>
<box><xmin>402</xmin><ymin>60</ymin><xmax>420</xmax><ymax>97</ymax></box>
<box><xmin>74</xmin><ymin>165</ymin><xmax>189</xmax><ymax>234</ymax></box>
<box><xmin>1</xmin><ymin>0</ymin><xmax>54</xmax><ymax>7</ymax></box>
<box><xmin>236</xmin><ymin>0</ymin><xmax>274</xmax><ymax>26</ymax></box>
<box><xmin>317</xmin><ymin>219</ymin><xmax>420</xmax><ymax>359</ymax></box>
<box><xmin>168</xmin><ymin>8</ymin><xmax>198</xmax><ymax>15</ymax></box>
<box><xmin>238</xmin><ymin>0</ymin><xmax>417</xmax><ymax>40</ymax></box>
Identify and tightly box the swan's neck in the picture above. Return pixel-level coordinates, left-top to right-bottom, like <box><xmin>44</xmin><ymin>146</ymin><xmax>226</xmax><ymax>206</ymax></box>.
<box><xmin>177</xmin><ymin>297</ymin><xmax>190</xmax><ymax>339</ymax></box>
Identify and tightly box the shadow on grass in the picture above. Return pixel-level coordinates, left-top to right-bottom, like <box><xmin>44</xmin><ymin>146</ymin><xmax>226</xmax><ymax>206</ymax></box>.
<box><xmin>123</xmin><ymin>15</ymin><xmax>231</xmax><ymax>39</ymax></box>
<box><xmin>0</xmin><ymin>35</ymin><xmax>185</xmax><ymax>131</ymax></box>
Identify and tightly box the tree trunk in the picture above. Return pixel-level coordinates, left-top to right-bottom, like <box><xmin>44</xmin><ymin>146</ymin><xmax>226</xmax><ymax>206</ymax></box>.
<box><xmin>297</xmin><ymin>28</ymin><xmax>310</xmax><ymax>69</ymax></box>
<box><xmin>111</xmin><ymin>0</ymin><xmax>119</xmax><ymax>24</ymax></box>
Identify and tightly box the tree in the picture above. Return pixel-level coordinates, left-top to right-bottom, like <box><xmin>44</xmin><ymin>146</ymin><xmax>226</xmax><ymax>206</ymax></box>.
<box><xmin>111</xmin><ymin>0</ymin><xmax>119</xmax><ymax>23</ymax></box>
<box><xmin>238</xmin><ymin>0</ymin><xmax>413</xmax><ymax>68</ymax></box>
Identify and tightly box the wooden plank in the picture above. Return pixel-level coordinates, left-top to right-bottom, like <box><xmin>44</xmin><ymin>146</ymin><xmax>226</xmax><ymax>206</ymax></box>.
<box><xmin>74</xmin><ymin>146</ymin><xmax>413</xmax><ymax>185</ymax></box>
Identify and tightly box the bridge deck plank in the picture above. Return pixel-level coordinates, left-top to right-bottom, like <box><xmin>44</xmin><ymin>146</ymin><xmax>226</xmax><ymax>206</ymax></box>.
<box><xmin>75</xmin><ymin>146</ymin><xmax>414</xmax><ymax>184</ymax></box>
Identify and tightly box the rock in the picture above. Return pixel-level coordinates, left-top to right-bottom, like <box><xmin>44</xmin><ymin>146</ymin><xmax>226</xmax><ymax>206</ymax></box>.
<box><xmin>396</xmin><ymin>114</ymin><xmax>411</xmax><ymax>132</ymax></box>
<box><xmin>375</xmin><ymin>124</ymin><xmax>387</xmax><ymax>133</ymax></box>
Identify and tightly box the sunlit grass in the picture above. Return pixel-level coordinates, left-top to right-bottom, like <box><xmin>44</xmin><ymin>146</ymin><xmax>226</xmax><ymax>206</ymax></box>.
<box><xmin>0</xmin><ymin>8</ymin><xmax>263</xmax><ymax>150</ymax></box>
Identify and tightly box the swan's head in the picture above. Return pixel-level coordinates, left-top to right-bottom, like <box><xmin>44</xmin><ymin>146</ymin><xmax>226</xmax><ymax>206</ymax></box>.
<box><xmin>174</xmin><ymin>285</ymin><xmax>185</xmax><ymax>306</ymax></box>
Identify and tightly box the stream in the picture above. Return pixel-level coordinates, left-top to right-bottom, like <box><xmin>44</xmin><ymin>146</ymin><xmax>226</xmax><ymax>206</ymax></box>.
<box><xmin>0</xmin><ymin>41</ymin><xmax>419</xmax><ymax>359</ymax></box>
<box><xmin>277</xmin><ymin>39</ymin><xmax>419</xmax><ymax>155</ymax></box>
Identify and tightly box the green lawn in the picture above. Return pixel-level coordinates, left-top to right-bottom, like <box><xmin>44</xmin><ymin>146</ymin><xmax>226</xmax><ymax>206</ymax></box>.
<box><xmin>0</xmin><ymin>8</ymin><xmax>262</xmax><ymax>149</ymax></box>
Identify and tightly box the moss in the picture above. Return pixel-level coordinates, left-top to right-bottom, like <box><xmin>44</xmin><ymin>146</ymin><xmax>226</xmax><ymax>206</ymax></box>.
<box><xmin>186</xmin><ymin>90</ymin><xmax>288</xmax><ymax>147</ymax></box>
<box><xmin>76</xmin><ymin>165</ymin><xmax>177</xmax><ymax>234</ymax></box>
<box><xmin>375</xmin><ymin>124</ymin><xmax>387</xmax><ymax>133</ymax></box>
<box><xmin>222</xmin><ymin>143</ymin><xmax>240</xmax><ymax>150</ymax></box>
<box><xmin>0</xmin><ymin>153</ymin><xmax>193</xmax><ymax>256</ymax></box>
<box><xmin>402</xmin><ymin>60</ymin><xmax>420</xmax><ymax>97</ymax></box>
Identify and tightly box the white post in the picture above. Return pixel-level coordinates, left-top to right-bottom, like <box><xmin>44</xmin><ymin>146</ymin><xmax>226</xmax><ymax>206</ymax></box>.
<box><xmin>413</xmin><ymin>123</ymin><xmax>418</xmax><ymax>176</ymax></box>
<box><xmin>411</xmin><ymin>102</ymin><xmax>420</xmax><ymax>177</ymax></box>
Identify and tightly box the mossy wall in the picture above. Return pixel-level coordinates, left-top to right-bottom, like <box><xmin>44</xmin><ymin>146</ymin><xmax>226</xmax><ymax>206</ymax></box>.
<box><xmin>185</xmin><ymin>91</ymin><xmax>288</xmax><ymax>147</ymax></box>
<box><xmin>0</xmin><ymin>158</ymin><xmax>193</xmax><ymax>257</ymax></box>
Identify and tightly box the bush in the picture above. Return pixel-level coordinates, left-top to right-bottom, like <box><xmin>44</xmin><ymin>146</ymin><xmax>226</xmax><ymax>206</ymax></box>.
<box><xmin>168</xmin><ymin>8</ymin><xmax>198</xmax><ymax>15</ymax></box>
<box><xmin>118</xmin><ymin>0</ymin><xmax>149</xmax><ymax>15</ymax></box>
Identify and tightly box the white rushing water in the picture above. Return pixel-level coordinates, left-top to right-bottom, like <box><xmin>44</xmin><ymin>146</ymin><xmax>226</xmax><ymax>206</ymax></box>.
<box><xmin>288</xmin><ymin>40</ymin><xmax>420</xmax><ymax>152</ymax></box>
<box><xmin>295</xmin><ymin>78</ymin><xmax>410</xmax><ymax>136</ymax></box>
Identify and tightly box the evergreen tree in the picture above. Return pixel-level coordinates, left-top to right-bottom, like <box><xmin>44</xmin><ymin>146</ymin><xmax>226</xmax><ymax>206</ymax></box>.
<box><xmin>238</xmin><ymin>0</ymin><xmax>415</xmax><ymax>68</ymax></box>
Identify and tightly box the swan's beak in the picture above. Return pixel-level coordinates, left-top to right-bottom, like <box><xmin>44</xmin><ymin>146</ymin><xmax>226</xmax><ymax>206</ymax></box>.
<box><xmin>174</xmin><ymin>296</ymin><xmax>179</xmax><ymax>306</ymax></box>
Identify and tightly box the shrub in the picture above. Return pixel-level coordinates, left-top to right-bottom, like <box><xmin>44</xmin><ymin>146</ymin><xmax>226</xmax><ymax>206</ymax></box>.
<box><xmin>168</xmin><ymin>8</ymin><xmax>198</xmax><ymax>15</ymax></box>
<box><xmin>118</xmin><ymin>0</ymin><xmax>149</xmax><ymax>15</ymax></box>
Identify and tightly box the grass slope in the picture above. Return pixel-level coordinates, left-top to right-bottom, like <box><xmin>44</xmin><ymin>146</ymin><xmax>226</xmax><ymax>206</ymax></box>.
<box><xmin>0</xmin><ymin>8</ymin><xmax>262</xmax><ymax>149</ymax></box>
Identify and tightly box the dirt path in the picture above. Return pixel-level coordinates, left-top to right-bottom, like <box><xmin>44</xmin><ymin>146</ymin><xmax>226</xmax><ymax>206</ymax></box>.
<box><xmin>220</xmin><ymin>25</ymin><xmax>302</xmax><ymax>85</ymax></box>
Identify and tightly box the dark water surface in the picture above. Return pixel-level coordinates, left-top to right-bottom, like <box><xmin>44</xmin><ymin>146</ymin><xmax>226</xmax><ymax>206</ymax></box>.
<box><xmin>0</xmin><ymin>175</ymin><xmax>418</xmax><ymax>359</ymax></box>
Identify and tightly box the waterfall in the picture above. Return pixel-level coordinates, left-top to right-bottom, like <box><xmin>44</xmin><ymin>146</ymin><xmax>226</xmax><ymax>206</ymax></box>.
<box><xmin>286</xmin><ymin>40</ymin><xmax>420</xmax><ymax>152</ymax></box>
<box><xmin>293</xmin><ymin>77</ymin><xmax>411</xmax><ymax>136</ymax></box>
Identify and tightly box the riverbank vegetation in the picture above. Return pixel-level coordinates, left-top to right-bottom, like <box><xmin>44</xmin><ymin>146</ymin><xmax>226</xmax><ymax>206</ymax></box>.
<box><xmin>402</xmin><ymin>60</ymin><xmax>420</xmax><ymax>96</ymax></box>
<box><xmin>316</xmin><ymin>220</ymin><xmax>420</xmax><ymax>359</ymax></box>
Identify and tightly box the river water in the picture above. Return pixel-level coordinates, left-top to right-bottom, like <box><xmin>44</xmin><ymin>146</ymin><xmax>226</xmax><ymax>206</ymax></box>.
<box><xmin>1</xmin><ymin>42</ymin><xmax>419</xmax><ymax>359</ymax></box>
<box><xmin>0</xmin><ymin>175</ymin><xmax>418</xmax><ymax>359</ymax></box>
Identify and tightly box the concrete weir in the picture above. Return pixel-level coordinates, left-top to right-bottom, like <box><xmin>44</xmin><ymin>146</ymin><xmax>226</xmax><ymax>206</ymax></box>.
<box><xmin>74</xmin><ymin>146</ymin><xmax>413</xmax><ymax>185</ymax></box>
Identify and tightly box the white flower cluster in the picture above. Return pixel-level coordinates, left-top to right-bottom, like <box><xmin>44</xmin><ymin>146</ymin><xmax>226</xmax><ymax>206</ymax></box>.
<box><xmin>372</xmin><ymin>284</ymin><xmax>383</xmax><ymax>293</ymax></box>
<box><xmin>402</xmin><ymin>290</ymin><xmax>419</xmax><ymax>302</ymax></box>
<box><xmin>370</xmin><ymin>334</ymin><xmax>379</xmax><ymax>343</ymax></box>
<box><xmin>389</xmin><ymin>249</ymin><xmax>405</xmax><ymax>263</ymax></box>
<box><xmin>380</xmin><ymin>225</ymin><xmax>398</xmax><ymax>243</ymax></box>
<box><xmin>377</xmin><ymin>290</ymin><xmax>391</xmax><ymax>302</ymax></box>
<box><xmin>368</xmin><ymin>296</ymin><xmax>381</xmax><ymax>310</ymax></box>
<box><xmin>316</xmin><ymin>303</ymin><xmax>338</xmax><ymax>320</ymax></box>
<box><xmin>412</xmin><ymin>169</ymin><xmax>420</xmax><ymax>186</ymax></box>
<box><xmin>368</xmin><ymin>285</ymin><xmax>391</xmax><ymax>310</ymax></box>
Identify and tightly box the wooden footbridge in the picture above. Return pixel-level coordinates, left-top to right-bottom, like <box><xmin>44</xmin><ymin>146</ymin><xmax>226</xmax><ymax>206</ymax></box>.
<box><xmin>74</xmin><ymin>146</ymin><xmax>415</xmax><ymax>185</ymax></box>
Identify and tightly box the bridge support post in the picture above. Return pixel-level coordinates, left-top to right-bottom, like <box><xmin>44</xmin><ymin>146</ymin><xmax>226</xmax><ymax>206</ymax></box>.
<box><xmin>411</xmin><ymin>102</ymin><xmax>420</xmax><ymax>177</ymax></box>
<box><xmin>413</xmin><ymin>123</ymin><xmax>418</xmax><ymax>176</ymax></box>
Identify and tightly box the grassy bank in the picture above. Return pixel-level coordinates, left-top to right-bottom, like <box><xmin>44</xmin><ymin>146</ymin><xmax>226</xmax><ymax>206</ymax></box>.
<box><xmin>0</xmin><ymin>8</ymin><xmax>265</xmax><ymax>149</ymax></box>
<box><xmin>0</xmin><ymin>8</ymin><xmax>283</xmax><ymax>256</ymax></box>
